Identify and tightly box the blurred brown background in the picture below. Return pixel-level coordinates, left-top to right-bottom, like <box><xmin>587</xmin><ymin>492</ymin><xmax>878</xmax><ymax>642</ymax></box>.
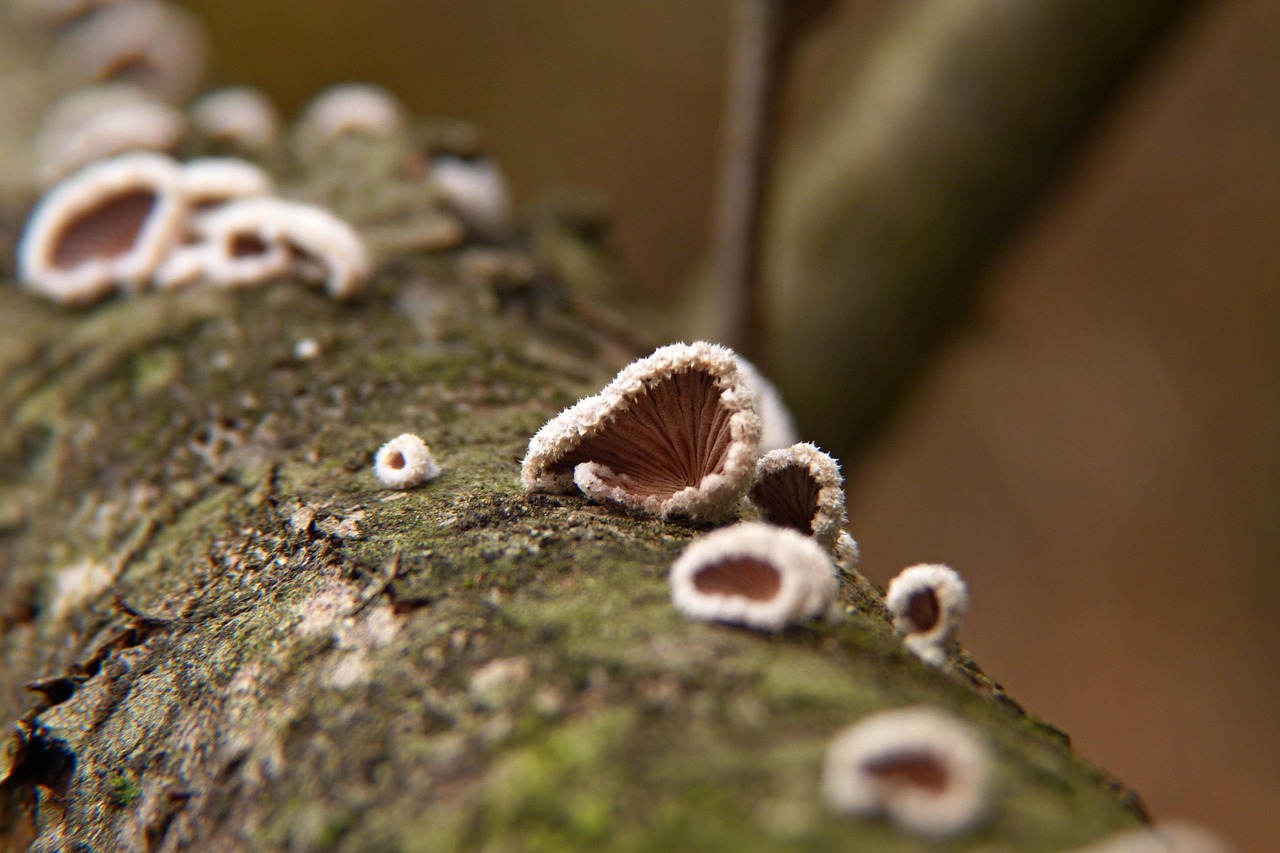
<box><xmin>180</xmin><ymin>1</ymin><xmax>1279</xmax><ymax>849</ymax></box>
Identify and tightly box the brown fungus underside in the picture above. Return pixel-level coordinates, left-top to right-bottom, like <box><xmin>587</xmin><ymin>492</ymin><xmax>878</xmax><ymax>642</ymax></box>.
<box><xmin>51</xmin><ymin>189</ymin><xmax>157</xmax><ymax>269</ymax></box>
<box><xmin>690</xmin><ymin>556</ymin><xmax>783</xmax><ymax>602</ymax></box>
<box><xmin>556</xmin><ymin>368</ymin><xmax>736</xmax><ymax>501</ymax></box>
<box><xmin>862</xmin><ymin>750</ymin><xmax>952</xmax><ymax>794</ymax></box>
<box><xmin>751</xmin><ymin>464</ymin><xmax>821</xmax><ymax>534</ymax></box>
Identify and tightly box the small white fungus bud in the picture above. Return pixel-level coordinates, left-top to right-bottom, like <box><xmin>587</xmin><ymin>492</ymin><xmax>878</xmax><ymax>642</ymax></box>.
<box><xmin>822</xmin><ymin>706</ymin><xmax>992</xmax><ymax>839</ymax></box>
<box><xmin>190</xmin><ymin>86</ymin><xmax>280</xmax><ymax>150</ymax></box>
<box><xmin>428</xmin><ymin>154</ymin><xmax>511</xmax><ymax>231</ymax></box>
<box><xmin>669</xmin><ymin>522</ymin><xmax>838</xmax><ymax>632</ymax></box>
<box><xmin>374</xmin><ymin>433</ymin><xmax>441</xmax><ymax>489</ymax></box>
<box><xmin>885</xmin><ymin>564</ymin><xmax>969</xmax><ymax>667</ymax></box>
<box><xmin>300</xmin><ymin>83</ymin><xmax>404</xmax><ymax>141</ymax></box>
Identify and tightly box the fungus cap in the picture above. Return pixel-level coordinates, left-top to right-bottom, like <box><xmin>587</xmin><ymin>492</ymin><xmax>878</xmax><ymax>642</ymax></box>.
<box><xmin>375</xmin><ymin>433</ymin><xmax>441</xmax><ymax>489</ymax></box>
<box><xmin>822</xmin><ymin>706</ymin><xmax>991</xmax><ymax>839</ymax></box>
<box><xmin>734</xmin><ymin>357</ymin><xmax>799</xmax><ymax>452</ymax></box>
<box><xmin>51</xmin><ymin>0</ymin><xmax>208</xmax><ymax>102</ymax></box>
<box><xmin>428</xmin><ymin>154</ymin><xmax>511</xmax><ymax>231</ymax></box>
<box><xmin>300</xmin><ymin>83</ymin><xmax>404</xmax><ymax>140</ymax></box>
<box><xmin>669</xmin><ymin>522</ymin><xmax>838</xmax><ymax>632</ymax></box>
<box><xmin>750</xmin><ymin>443</ymin><xmax>848</xmax><ymax>551</ymax></box>
<box><xmin>885</xmin><ymin>564</ymin><xmax>969</xmax><ymax>666</ymax></box>
<box><xmin>35</xmin><ymin>84</ymin><xmax>185</xmax><ymax>185</ymax></box>
<box><xmin>177</xmin><ymin>157</ymin><xmax>273</xmax><ymax>208</ymax></box>
<box><xmin>19</xmin><ymin>151</ymin><xmax>185</xmax><ymax>304</ymax></box>
<box><xmin>190</xmin><ymin>86</ymin><xmax>280</xmax><ymax>149</ymax></box>
<box><xmin>182</xmin><ymin>197</ymin><xmax>370</xmax><ymax>297</ymax></box>
<box><xmin>521</xmin><ymin>341</ymin><xmax>762</xmax><ymax>521</ymax></box>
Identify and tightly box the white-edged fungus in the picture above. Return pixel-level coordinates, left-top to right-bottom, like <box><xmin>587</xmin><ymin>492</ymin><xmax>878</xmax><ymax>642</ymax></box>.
<box><xmin>374</xmin><ymin>433</ymin><xmax>441</xmax><ymax>489</ymax></box>
<box><xmin>51</xmin><ymin>0</ymin><xmax>208</xmax><ymax>102</ymax></box>
<box><xmin>734</xmin><ymin>357</ymin><xmax>799</xmax><ymax>452</ymax></box>
<box><xmin>669</xmin><ymin>522</ymin><xmax>838</xmax><ymax>632</ymax></box>
<box><xmin>177</xmin><ymin>157</ymin><xmax>273</xmax><ymax>209</ymax></box>
<box><xmin>885</xmin><ymin>564</ymin><xmax>969</xmax><ymax>666</ymax></box>
<box><xmin>166</xmin><ymin>197</ymin><xmax>371</xmax><ymax>297</ymax></box>
<box><xmin>299</xmin><ymin>83</ymin><xmax>404</xmax><ymax>140</ymax></box>
<box><xmin>428</xmin><ymin>154</ymin><xmax>511</xmax><ymax>231</ymax></box>
<box><xmin>822</xmin><ymin>706</ymin><xmax>992</xmax><ymax>839</ymax></box>
<box><xmin>190</xmin><ymin>86</ymin><xmax>280</xmax><ymax>150</ymax></box>
<box><xmin>34</xmin><ymin>83</ymin><xmax>186</xmax><ymax>185</ymax></box>
<box><xmin>521</xmin><ymin>341</ymin><xmax>762</xmax><ymax>521</ymax></box>
<box><xmin>19</xmin><ymin>151</ymin><xmax>185</xmax><ymax>304</ymax></box>
<box><xmin>750</xmin><ymin>443</ymin><xmax>848</xmax><ymax>551</ymax></box>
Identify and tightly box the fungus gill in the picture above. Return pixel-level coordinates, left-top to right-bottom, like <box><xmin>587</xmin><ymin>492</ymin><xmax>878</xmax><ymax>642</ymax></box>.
<box><xmin>750</xmin><ymin>442</ymin><xmax>848</xmax><ymax>551</ymax></box>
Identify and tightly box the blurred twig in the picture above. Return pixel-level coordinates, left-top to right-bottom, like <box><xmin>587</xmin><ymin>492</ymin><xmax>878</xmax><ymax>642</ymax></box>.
<box><xmin>763</xmin><ymin>0</ymin><xmax>1201</xmax><ymax>463</ymax></box>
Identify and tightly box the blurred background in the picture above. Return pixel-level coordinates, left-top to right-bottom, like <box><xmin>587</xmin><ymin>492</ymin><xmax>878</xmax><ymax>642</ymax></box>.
<box><xmin>29</xmin><ymin>0</ymin><xmax>1280</xmax><ymax>848</ymax></box>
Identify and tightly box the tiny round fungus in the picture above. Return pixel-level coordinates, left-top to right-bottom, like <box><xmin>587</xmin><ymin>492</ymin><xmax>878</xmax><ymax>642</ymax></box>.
<box><xmin>750</xmin><ymin>442</ymin><xmax>848</xmax><ymax>551</ymax></box>
<box><xmin>428</xmin><ymin>154</ymin><xmax>511</xmax><ymax>231</ymax></box>
<box><xmin>885</xmin><ymin>564</ymin><xmax>969</xmax><ymax>666</ymax></box>
<box><xmin>521</xmin><ymin>341</ymin><xmax>762</xmax><ymax>521</ymax></box>
<box><xmin>299</xmin><ymin>83</ymin><xmax>404</xmax><ymax>141</ymax></box>
<box><xmin>190</xmin><ymin>86</ymin><xmax>280</xmax><ymax>150</ymax></box>
<box><xmin>35</xmin><ymin>83</ymin><xmax>185</xmax><ymax>185</ymax></box>
<box><xmin>822</xmin><ymin>706</ymin><xmax>991</xmax><ymax>839</ymax></box>
<box><xmin>374</xmin><ymin>433</ymin><xmax>441</xmax><ymax>489</ymax></box>
<box><xmin>735</xmin><ymin>357</ymin><xmax>799</xmax><ymax>452</ymax></box>
<box><xmin>669</xmin><ymin>522</ymin><xmax>838</xmax><ymax>632</ymax></box>
<box><xmin>19</xmin><ymin>151</ymin><xmax>186</xmax><ymax>304</ymax></box>
<box><xmin>51</xmin><ymin>0</ymin><xmax>208</xmax><ymax>102</ymax></box>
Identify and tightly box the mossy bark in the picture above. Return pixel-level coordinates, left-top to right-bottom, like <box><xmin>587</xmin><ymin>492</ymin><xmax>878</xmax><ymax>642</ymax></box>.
<box><xmin>0</xmin><ymin>151</ymin><xmax>1145</xmax><ymax>853</ymax></box>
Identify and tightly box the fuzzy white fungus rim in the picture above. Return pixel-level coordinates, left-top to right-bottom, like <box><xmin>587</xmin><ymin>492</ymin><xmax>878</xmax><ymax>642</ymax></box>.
<box><xmin>374</xmin><ymin>433</ymin><xmax>441</xmax><ymax>489</ymax></box>
<box><xmin>19</xmin><ymin>151</ymin><xmax>186</xmax><ymax>304</ymax></box>
<box><xmin>885</xmin><ymin>564</ymin><xmax>969</xmax><ymax>666</ymax></box>
<box><xmin>822</xmin><ymin>706</ymin><xmax>992</xmax><ymax>839</ymax></box>
<box><xmin>521</xmin><ymin>341</ymin><xmax>762</xmax><ymax>521</ymax></box>
<box><xmin>751</xmin><ymin>442</ymin><xmax>848</xmax><ymax>551</ymax></box>
<box><xmin>669</xmin><ymin>522</ymin><xmax>838</xmax><ymax>632</ymax></box>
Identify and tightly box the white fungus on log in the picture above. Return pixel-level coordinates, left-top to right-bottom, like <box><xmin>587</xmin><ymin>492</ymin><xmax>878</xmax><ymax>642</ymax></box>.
<box><xmin>19</xmin><ymin>151</ymin><xmax>186</xmax><ymax>304</ymax></box>
<box><xmin>374</xmin><ymin>433</ymin><xmax>441</xmax><ymax>489</ymax></box>
<box><xmin>669</xmin><ymin>522</ymin><xmax>838</xmax><ymax>632</ymax></box>
<box><xmin>190</xmin><ymin>86</ymin><xmax>280</xmax><ymax>150</ymax></box>
<box><xmin>750</xmin><ymin>442</ymin><xmax>848</xmax><ymax>551</ymax></box>
<box><xmin>885</xmin><ymin>563</ymin><xmax>969</xmax><ymax>666</ymax></box>
<box><xmin>734</xmin><ymin>356</ymin><xmax>799</xmax><ymax>452</ymax></box>
<box><xmin>521</xmin><ymin>341</ymin><xmax>762</xmax><ymax>521</ymax></box>
<box><xmin>822</xmin><ymin>706</ymin><xmax>992</xmax><ymax>839</ymax></box>
<box><xmin>299</xmin><ymin>83</ymin><xmax>405</xmax><ymax>141</ymax></box>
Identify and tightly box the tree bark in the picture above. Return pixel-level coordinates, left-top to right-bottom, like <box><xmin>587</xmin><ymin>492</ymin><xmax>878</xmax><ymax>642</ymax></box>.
<box><xmin>0</xmin><ymin>146</ymin><xmax>1146</xmax><ymax>852</ymax></box>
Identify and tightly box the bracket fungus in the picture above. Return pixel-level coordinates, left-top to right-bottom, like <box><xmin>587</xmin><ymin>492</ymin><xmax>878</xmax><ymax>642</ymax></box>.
<box><xmin>669</xmin><ymin>522</ymin><xmax>838</xmax><ymax>632</ymax></box>
<box><xmin>374</xmin><ymin>433</ymin><xmax>441</xmax><ymax>489</ymax></box>
<box><xmin>300</xmin><ymin>83</ymin><xmax>405</xmax><ymax>141</ymax></box>
<box><xmin>750</xmin><ymin>442</ymin><xmax>848</xmax><ymax>552</ymax></box>
<box><xmin>521</xmin><ymin>341</ymin><xmax>762</xmax><ymax>521</ymax></box>
<box><xmin>19</xmin><ymin>151</ymin><xmax>185</xmax><ymax>304</ymax></box>
<box><xmin>885</xmin><ymin>563</ymin><xmax>969</xmax><ymax>666</ymax></box>
<box><xmin>822</xmin><ymin>706</ymin><xmax>992</xmax><ymax>839</ymax></box>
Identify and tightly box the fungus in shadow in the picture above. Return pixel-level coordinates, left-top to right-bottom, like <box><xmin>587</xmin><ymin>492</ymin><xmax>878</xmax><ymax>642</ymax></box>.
<box><xmin>822</xmin><ymin>706</ymin><xmax>991</xmax><ymax>839</ymax></box>
<box><xmin>522</xmin><ymin>341</ymin><xmax>762</xmax><ymax>521</ymax></box>
<box><xmin>750</xmin><ymin>442</ymin><xmax>847</xmax><ymax>551</ymax></box>
<box><xmin>19</xmin><ymin>151</ymin><xmax>185</xmax><ymax>304</ymax></box>
<box><xmin>669</xmin><ymin>522</ymin><xmax>837</xmax><ymax>631</ymax></box>
<box><xmin>885</xmin><ymin>564</ymin><xmax>969</xmax><ymax>666</ymax></box>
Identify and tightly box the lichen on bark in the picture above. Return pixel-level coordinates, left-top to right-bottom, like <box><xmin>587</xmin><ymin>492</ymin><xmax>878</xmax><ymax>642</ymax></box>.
<box><xmin>0</xmin><ymin>134</ymin><xmax>1145</xmax><ymax>853</ymax></box>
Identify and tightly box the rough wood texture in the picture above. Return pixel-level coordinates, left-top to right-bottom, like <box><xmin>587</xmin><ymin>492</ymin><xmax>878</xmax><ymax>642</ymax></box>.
<box><xmin>0</xmin><ymin>149</ymin><xmax>1146</xmax><ymax>852</ymax></box>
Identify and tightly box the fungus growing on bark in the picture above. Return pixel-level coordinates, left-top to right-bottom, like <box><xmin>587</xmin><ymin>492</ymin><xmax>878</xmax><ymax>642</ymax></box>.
<box><xmin>35</xmin><ymin>84</ymin><xmax>186</xmax><ymax>185</ymax></box>
<box><xmin>374</xmin><ymin>433</ymin><xmax>441</xmax><ymax>489</ymax></box>
<box><xmin>885</xmin><ymin>563</ymin><xmax>969</xmax><ymax>666</ymax></box>
<box><xmin>734</xmin><ymin>357</ymin><xmax>799</xmax><ymax>452</ymax></box>
<box><xmin>822</xmin><ymin>706</ymin><xmax>992</xmax><ymax>839</ymax></box>
<box><xmin>750</xmin><ymin>442</ymin><xmax>847</xmax><ymax>551</ymax></box>
<box><xmin>190</xmin><ymin>86</ymin><xmax>280</xmax><ymax>150</ymax></box>
<box><xmin>521</xmin><ymin>341</ymin><xmax>762</xmax><ymax>521</ymax></box>
<box><xmin>156</xmin><ymin>197</ymin><xmax>370</xmax><ymax>297</ymax></box>
<box><xmin>669</xmin><ymin>522</ymin><xmax>838</xmax><ymax>632</ymax></box>
<box><xmin>428</xmin><ymin>154</ymin><xmax>511</xmax><ymax>231</ymax></box>
<box><xmin>19</xmin><ymin>151</ymin><xmax>185</xmax><ymax>304</ymax></box>
<box><xmin>299</xmin><ymin>83</ymin><xmax>404</xmax><ymax>140</ymax></box>
<box><xmin>51</xmin><ymin>0</ymin><xmax>208</xmax><ymax>102</ymax></box>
